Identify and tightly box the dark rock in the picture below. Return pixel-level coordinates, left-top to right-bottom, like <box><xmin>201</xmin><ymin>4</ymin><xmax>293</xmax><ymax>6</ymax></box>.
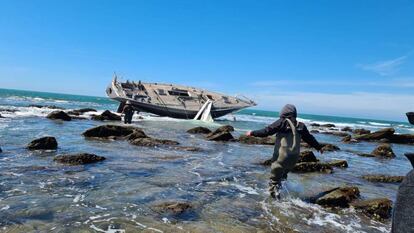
<box><xmin>326</xmin><ymin>160</ymin><xmax>348</xmax><ymax>168</ymax></box>
<box><xmin>299</xmin><ymin>150</ymin><xmax>318</xmax><ymax>163</ymax></box>
<box><xmin>310</xmin><ymin>123</ymin><xmax>320</xmax><ymax>127</ymax></box>
<box><xmin>321</xmin><ymin>123</ymin><xmax>336</xmax><ymax>128</ymax></box>
<box><xmin>67</xmin><ymin>108</ymin><xmax>97</xmax><ymax>116</ymax></box>
<box><xmin>310</xmin><ymin>130</ymin><xmax>320</xmax><ymax>133</ymax></box>
<box><xmin>293</xmin><ymin>162</ymin><xmax>333</xmax><ymax>173</ymax></box>
<box><xmin>91</xmin><ymin>110</ymin><xmax>121</xmax><ymax>121</ymax></box>
<box><xmin>341</xmin><ymin>126</ymin><xmax>353</xmax><ymax>132</ymax></box>
<box><xmin>0</xmin><ymin>114</ymin><xmax>4</xmax><ymax>118</ymax></box>
<box><xmin>83</xmin><ymin>125</ymin><xmax>138</xmax><ymax>138</ymax></box>
<box><xmin>406</xmin><ymin>153</ymin><xmax>414</xmax><ymax>167</ymax></box>
<box><xmin>351</xmin><ymin>198</ymin><xmax>392</xmax><ymax>221</ymax></box>
<box><xmin>315</xmin><ymin>186</ymin><xmax>360</xmax><ymax>208</ymax></box>
<box><xmin>29</xmin><ymin>104</ymin><xmax>65</xmax><ymax>110</ymax></box>
<box><xmin>0</xmin><ymin>147</ymin><xmax>2</xmax><ymax>153</ymax></box>
<box><xmin>362</xmin><ymin>175</ymin><xmax>404</xmax><ymax>183</ymax></box>
<box><xmin>129</xmin><ymin>137</ymin><xmax>179</xmax><ymax>147</ymax></box>
<box><xmin>27</xmin><ymin>137</ymin><xmax>58</xmax><ymax>150</ymax></box>
<box><xmin>206</xmin><ymin>131</ymin><xmax>235</xmax><ymax>142</ymax></box>
<box><xmin>0</xmin><ymin>108</ymin><xmax>18</xmax><ymax>113</ymax></box>
<box><xmin>54</xmin><ymin>153</ymin><xmax>106</xmax><ymax>165</ymax></box>
<box><xmin>127</xmin><ymin>130</ymin><xmax>148</xmax><ymax>141</ymax></box>
<box><xmin>206</xmin><ymin>125</ymin><xmax>235</xmax><ymax>138</ymax></box>
<box><xmin>153</xmin><ymin>202</ymin><xmax>192</xmax><ymax>215</ymax></box>
<box><xmin>238</xmin><ymin>135</ymin><xmax>275</xmax><ymax>145</ymax></box>
<box><xmin>354</xmin><ymin>128</ymin><xmax>395</xmax><ymax>141</ymax></box>
<box><xmin>215</xmin><ymin>125</ymin><xmax>234</xmax><ymax>133</ymax></box>
<box><xmin>321</xmin><ymin>143</ymin><xmax>340</xmax><ymax>152</ymax></box>
<box><xmin>47</xmin><ymin>111</ymin><xmax>72</xmax><ymax>121</ymax></box>
<box><xmin>341</xmin><ymin>135</ymin><xmax>359</xmax><ymax>144</ymax></box>
<box><xmin>321</xmin><ymin>131</ymin><xmax>350</xmax><ymax>137</ymax></box>
<box><xmin>187</xmin><ymin>126</ymin><xmax>212</xmax><ymax>134</ymax></box>
<box><xmin>387</xmin><ymin>134</ymin><xmax>414</xmax><ymax>144</ymax></box>
<box><xmin>353</xmin><ymin>128</ymin><xmax>371</xmax><ymax>135</ymax></box>
<box><xmin>371</xmin><ymin>144</ymin><xmax>395</xmax><ymax>158</ymax></box>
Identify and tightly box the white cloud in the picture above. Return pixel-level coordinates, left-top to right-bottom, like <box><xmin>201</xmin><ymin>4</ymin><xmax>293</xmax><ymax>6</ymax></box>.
<box><xmin>359</xmin><ymin>56</ymin><xmax>407</xmax><ymax>76</ymax></box>
<box><xmin>252</xmin><ymin>91</ymin><xmax>414</xmax><ymax>121</ymax></box>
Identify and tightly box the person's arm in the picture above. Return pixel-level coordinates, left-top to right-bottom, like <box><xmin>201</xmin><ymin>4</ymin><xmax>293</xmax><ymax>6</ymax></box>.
<box><xmin>301</xmin><ymin>125</ymin><xmax>323</xmax><ymax>152</ymax></box>
<box><xmin>248</xmin><ymin>119</ymin><xmax>283</xmax><ymax>137</ymax></box>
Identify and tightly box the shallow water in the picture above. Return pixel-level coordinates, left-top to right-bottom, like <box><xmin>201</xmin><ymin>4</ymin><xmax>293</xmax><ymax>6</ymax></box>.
<box><xmin>0</xmin><ymin>89</ymin><xmax>413</xmax><ymax>232</ymax></box>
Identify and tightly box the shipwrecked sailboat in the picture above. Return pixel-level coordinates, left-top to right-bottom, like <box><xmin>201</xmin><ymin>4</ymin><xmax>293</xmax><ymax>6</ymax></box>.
<box><xmin>106</xmin><ymin>77</ymin><xmax>256</xmax><ymax>120</ymax></box>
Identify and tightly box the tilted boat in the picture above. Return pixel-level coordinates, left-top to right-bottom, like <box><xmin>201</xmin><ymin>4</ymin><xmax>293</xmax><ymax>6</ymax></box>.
<box><xmin>407</xmin><ymin>112</ymin><xmax>414</xmax><ymax>125</ymax></box>
<box><xmin>106</xmin><ymin>76</ymin><xmax>256</xmax><ymax>120</ymax></box>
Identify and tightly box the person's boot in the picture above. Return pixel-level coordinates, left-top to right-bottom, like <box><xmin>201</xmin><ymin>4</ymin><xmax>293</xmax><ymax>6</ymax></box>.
<box><xmin>268</xmin><ymin>181</ymin><xmax>281</xmax><ymax>199</ymax></box>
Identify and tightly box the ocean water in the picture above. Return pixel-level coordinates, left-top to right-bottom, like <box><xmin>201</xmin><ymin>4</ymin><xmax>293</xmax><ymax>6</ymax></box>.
<box><xmin>0</xmin><ymin>88</ymin><xmax>413</xmax><ymax>233</ymax></box>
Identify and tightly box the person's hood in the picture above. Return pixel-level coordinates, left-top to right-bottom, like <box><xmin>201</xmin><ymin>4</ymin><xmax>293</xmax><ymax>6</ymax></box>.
<box><xmin>279</xmin><ymin>104</ymin><xmax>297</xmax><ymax>119</ymax></box>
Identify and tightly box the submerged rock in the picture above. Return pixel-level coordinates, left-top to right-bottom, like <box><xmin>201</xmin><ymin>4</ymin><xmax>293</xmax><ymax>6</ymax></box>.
<box><xmin>29</xmin><ymin>104</ymin><xmax>64</xmax><ymax>110</ymax></box>
<box><xmin>83</xmin><ymin>125</ymin><xmax>138</xmax><ymax>138</ymax></box>
<box><xmin>129</xmin><ymin>137</ymin><xmax>179</xmax><ymax>147</ymax></box>
<box><xmin>54</xmin><ymin>153</ymin><xmax>106</xmax><ymax>165</ymax></box>
<box><xmin>293</xmin><ymin>162</ymin><xmax>333</xmax><ymax>173</ymax></box>
<box><xmin>298</xmin><ymin>150</ymin><xmax>318</xmax><ymax>163</ymax></box>
<box><xmin>371</xmin><ymin>144</ymin><xmax>396</xmax><ymax>158</ymax></box>
<box><xmin>47</xmin><ymin>111</ymin><xmax>72</xmax><ymax>121</ymax></box>
<box><xmin>27</xmin><ymin>137</ymin><xmax>58</xmax><ymax>150</ymax></box>
<box><xmin>153</xmin><ymin>201</ymin><xmax>192</xmax><ymax>215</ymax></box>
<box><xmin>354</xmin><ymin>128</ymin><xmax>395</xmax><ymax>141</ymax></box>
<box><xmin>67</xmin><ymin>108</ymin><xmax>97</xmax><ymax>116</ymax></box>
<box><xmin>362</xmin><ymin>175</ymin><xmax>404</xmax><ymax>183</ymax></box>
<box><xmin>321</xmin><ymin>143</ymin><xmax>340</xmax><ymax>152</ymax></box>
<box><xmin>326</xmin><ymin>160</ymin><xmax>348</xmax><ymax>168</ymax></box>
<box><xmin>315</xmin><ymin>186</ymin><xmax>360</xmax><ymax>208</ymax></box>
<box><xmin>187</xmin><ymin>127</ymin><xmax>212</xmax><ymax>134</ymax></box>
<box><xmin>238</xmin><ymin>135</ymin><xmax>275</xmax><ymax>145</ymax></box>
<box><xmin>91</xmin><ymin>110</ymin><xmax>121</xmax><ymax>121</ymax></box>
<box><xmin>351</xmin><ymin>198</ymin><xmax>392</xmax><ymax>221</ymax></box>
<box><xmin>321</xmin><ymin>131</ymin><xmax>350</xmax><ymax>137</ymax></box>
<box><xmin>353</xmin><ymin>128</ymin><xmax>371</xmax><ymax>135</ymax></box>
<box><xmin>341</xmin><ymin>135</ymin><xmax>359</xmax><ymax>144</ymax></box>
<box><xmin>173</xmin><ymin>146</ymin><xmax>203</xmax><ymax>152</ymax></box>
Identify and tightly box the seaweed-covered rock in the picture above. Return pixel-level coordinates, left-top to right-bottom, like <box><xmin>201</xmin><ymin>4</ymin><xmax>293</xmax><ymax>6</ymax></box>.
<box><xmin>238</xmin><ymin>135</ymin><xmax>275</xmax><ymax>145</ymax></box>
<box><xmin>82</xmin><ymin>125</ymin><xmax>138</xmax><ymax>138</ymax></box>
<box><xmin>153</xmin><ymin>201</ymin><xmax>192</xmax><ymax>214</ymax></box>
<box><xmin>187</xmin><ymin>126</ymin><xmax>212</xmax><ymax>134</ymax></box>
<box><xmin>293</xmin><ymin>162</ymin><xmax>333</xmax><ymax>173</ymax></box>
<box><xmin>299</xmin><ymin>150</ymin><xmax>318</xmax><ymax>163</ymax></box>
<box><xmin>362</xmin><ymin>175</ymin><xmax>404</xmax><ymax>183</ymax></box>
<box><xmin>129</xmin><ymin>137</ymin><xmax>179</xmax><ymax>147</ymax></box>
<box><xmin>351</xmin><ymin>198</ymin><xmax>392</xmax><ymax>221</ymax></box>
<box><xmin>206</xmin><ymin>131</ymin><xmax>234</xmax><ymax>142</ymax></box>
<box><xmin>326</xmin><ymin>160</ymin><xmax>348</xmax><ymax>168</ymax></box>
<box><xmin>321</xmin><ymin>143</ymin><xmax>340</xmax><ymax>152</ymax></box>
<box><xmin>54</xmin><ymin>153</ymin><xmax>106</xmax><ymax>165</ymax></box>
<box><xmin>47</xmin><ymin>111</ymin><xmax>72</xmax><ymax>121</ymax></box>
<box><xmin>371</xmin><ymin>144</ymin><xmax>395</xmax><ymax>158</ymax></box>
<box><xmin>27</xmin><ymin>137</ymin><xmax>58</xmax><ymax>150</ymax></box>
<box><xmin>67</xmin><ymin>108</ymin><xmax>97</xmax><ymax>116</ymax></box>
<box><xmin>91</xmin><ymin>110</ymin><xmax>121</xmax><ymax>121</ymax></box>
<box><xmin>354</xmin><ymin>128</ymin><xmax>395</xmax><ymax>141</ymax></box>
<box><xmin>353</xmin><ymin>128</ymin><xmax>371</xmax><ymax>135</ymax></box>
<box><xmin>315</xmin><ymin>187</ymin><xmax>360</xmax><ymax>208</ymax></box>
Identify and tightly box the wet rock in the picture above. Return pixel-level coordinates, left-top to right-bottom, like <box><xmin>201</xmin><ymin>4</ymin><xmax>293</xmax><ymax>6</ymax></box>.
<box><xmin>214</xmin><ymin>125</ymin><xmax>235</xmax><ymax>133</ymax></box>
<box><xmin>173</xmin><ymin>146</ymin><xmax>203</xmax><ymax>152</ymax></box>
<box><xmin>0</xmin><ymin>114</ymin><xmax>4</xmax><ymax>118</ymax></box>
<box><xmin>54</xmin><ymin>153</ymin><xmax>106</xmax><ymax>165</ymax></box>
<box><xmin>129</xmin><ymin>137</ymin><xmax>179</xmax><ymax>147</ymax></box>
<box><xmin>127</xmin><ymin>130</ymin><xmax>148</xmax><ymax>141</ymax></box>
<box><xmin>293</xmin><ymin>162</ymin><xmax>333</xmax><ymax>173</ymax></box>
<box><xmin>187</xmin><ymin>127</ymin><xmax>212</xmax><ymax>134</ymax></box>
<box><xmin>371</xmin><ymin>144</ymin><xmax>395</xmax><ymax>158</ymax></box>
<box><xmin>354</xmin><ymin>128</ymin><xmax>395</xmax><ymax>141</ymax></box>
<box><xmin>341</xmin><ymin>135</ymin><xmax>359</xmax><ymax>144</ymax></box>
<box><xmin>326</xmin><ymin>160</ymin><xmax>348</xmax><ymax>168</ymax></box>
<box><xmin>310</xmin><ymin>130</ymin><xmax>320</xmax><ymax>133</ymax></box>
<box><xmin>321</xmin><ymin>143</ymin><xmax>340</xmax><ymax>152</ymax></box>
<box><xmin>153</xmin><ymin>201</ymin><xmax>192</xmax><ymax>215</ymax></box>
<box><xmin>91</xmin><ymin>110</ymin><xmax>121</xmax><ymax>121</ymax></box>
<box><xmin>362</xmin><ymin>175</ymin><xmax>404</xmax><ymax>183</ymax></box>
<box><xmin>310</xmin><ymin>123</ymin><xmax>320</xmax><ymax>127</ymax></box>
<box><xmin>315</xmin><ymin>186</ymin><xmax>360</xmax><ymax>208</ymax></box>
<box><xmin>206</xmin><ymin>131</ymin><xmax>235</xmax><ymax>142</ymax></box>
<box><xmin>341</xmin><ymin>126</ymin><xmax>353</xmax><ymax>132</ymax></box>
<box><xmin>299</xmin><ymin>150</ymin><xmax>318</xmax><ymax>163</ymax></box>
<box><xmin>353</xmin><ymin>128</ymin><xmax>371</xmax><ymax>135</ymax></box>
<box><xmin>27</xmin><ymin>137</ymin><xmax>58</xmax><ymax>150</ymax></box>
<box><xmin>321</xmin><ymin>123</ymin><xmax>336</xmax><ymax>128</ymax></box>
<box><xmin>351</xmin><ymin>198</ymin><xmax>392</xmax><ymax>221</ymax></box>
<box><xmin>238</xmin><ymin>135</ymin><xmax>275</xmax><ymax>145</ymax></box>
<box><xmin>0</xmin><ymin>108</ymin><xmax>19</xmax><ymax>113</ymax></box>
<box><xmin>321</xmin><ymin>131</ymin><xmax>350</xmax><ymax>137</ymax></box>
<box><xmin>83</xmin><ymin>125</ymin><xmax>138</xmax><ymax>138</ymax></box>
<box><xmin>387</xmin><ymin>134</ymin><xmax>414</xmax><ymax>144</ymax></box>
<box><xmin>67</xmin><ymin>108</ymin><xmax>97</xmax><ymax>116</ymax></box>
<box><xmin>29</xmin><ymin>104</ymin><xmax>64</xmax><ymax>110</ymax></box>
<box><xmin>47</xmin><ymin>111</ymin><xmax>72</xmax><ymax>121</ymax></box>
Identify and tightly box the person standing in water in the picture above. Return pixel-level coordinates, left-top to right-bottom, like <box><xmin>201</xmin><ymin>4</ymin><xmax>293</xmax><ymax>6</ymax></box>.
<box><xmin>122</xmin><ymin>101</ymin><xmax>134</xmax><ymax>124</ymax></box>
<box><xmin>246</xmin><ymin>104</ymin><xmax>323</xmax><ymax>198</ymax></box>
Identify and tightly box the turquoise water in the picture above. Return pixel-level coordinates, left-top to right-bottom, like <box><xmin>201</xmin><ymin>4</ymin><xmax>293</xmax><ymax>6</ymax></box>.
<box><xmin>0</xmin><ymin>88</ymin><xmax>413</xmax><ymax>232</ymax></box>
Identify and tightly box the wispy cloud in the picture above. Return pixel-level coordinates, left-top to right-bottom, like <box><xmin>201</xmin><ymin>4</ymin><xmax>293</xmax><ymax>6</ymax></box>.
<box><xmin>359</xmin><ymin>56</ymin><xmax>407</xmax><ymax>76</ymax></box>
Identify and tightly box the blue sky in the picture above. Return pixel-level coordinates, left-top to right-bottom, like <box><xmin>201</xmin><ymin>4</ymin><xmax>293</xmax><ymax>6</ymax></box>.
<box><xmin>0</xmin><ymin>0</ymin><xmax>413</xmax><ymax>120</ymax></box>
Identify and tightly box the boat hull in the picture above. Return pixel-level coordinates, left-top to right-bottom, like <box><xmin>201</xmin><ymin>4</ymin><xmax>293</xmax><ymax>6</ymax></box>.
<box><xmin>407</xmin><ymin>112</ymin><xmax>414</xmax><ymax>125</ymax></box>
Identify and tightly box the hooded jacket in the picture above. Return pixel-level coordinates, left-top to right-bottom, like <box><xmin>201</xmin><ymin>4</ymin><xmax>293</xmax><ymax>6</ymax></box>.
<box><xmin>251</xmin><ymin>104</ymin><xmax>322</xmax><ymax>151</ymax></box>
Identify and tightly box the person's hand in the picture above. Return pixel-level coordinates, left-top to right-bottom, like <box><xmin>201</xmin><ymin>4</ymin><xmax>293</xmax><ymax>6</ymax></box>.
<box><xmin>246</xmin><ymin>131</ymin><xmax>252</xmax><ymax>136</ymax></box>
